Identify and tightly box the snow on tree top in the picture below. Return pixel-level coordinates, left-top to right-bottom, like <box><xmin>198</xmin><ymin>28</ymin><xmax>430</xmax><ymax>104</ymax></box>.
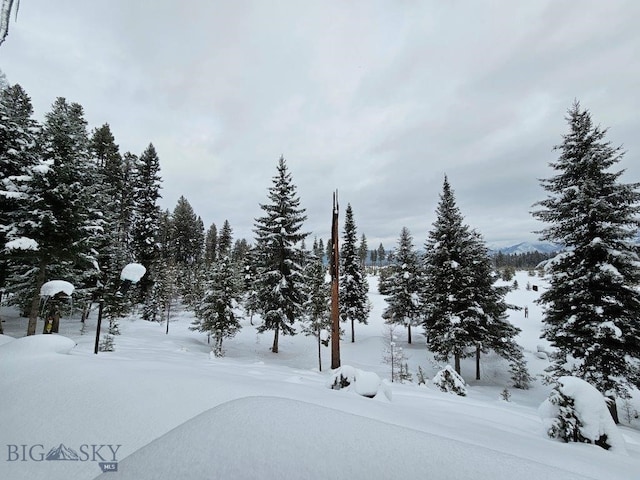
<box><xmin>120</xmin><ymin>263</ymin><xmax>147</xmax><ymax>283</ymax></box>
<box><xmin>5</xmin><ymin>237</ymin><xmax>39</xmax><ymax>251</ymax></box>
<box><xmin>40</xmin><ymin>280</ymin><xmax>75</xmax><ymax>297</ymax></box>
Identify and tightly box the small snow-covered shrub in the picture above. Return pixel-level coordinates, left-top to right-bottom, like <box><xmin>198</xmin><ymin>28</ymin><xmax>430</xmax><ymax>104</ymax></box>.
<box><xmin>99</xmin><ymin>334</ymin><xmax>115</xmax><ymax>352</ymax></box>
<box><xmin>328</xmin><ymin>365</ymin><xmax>392</xmax><ymax>401</ymax></box>
<box><xmin>416</xmin><ymin>366</ymin><xmax>427</xmax><ymax>386</ymax></box>
<box><xmin>500</xmin><ymin>388</ymin><xmax>511</xmax><ymax>402</ymax></box>
<box><xmin>432</xmin><ymin>365</ymin><xmax>467</xmax><ymax>396</ymax></box>
<box><xmin>539</xmin><ymin>376</ymin><xmax>626</xmax><ymax>452</ymax></box>
<box><xmin>510</xmin><ymin>357</ymin><xmax>533</xmax><ymax>389</ymax></box>
<box><xmin>329</xmin><ymin>365</ymin><xmax>356</xmax><ymax>390</ymax></box>
<box><xmin>621</xmin><ymin>399</ymin><xmax>639</xmax><ymax>426</ymax></box>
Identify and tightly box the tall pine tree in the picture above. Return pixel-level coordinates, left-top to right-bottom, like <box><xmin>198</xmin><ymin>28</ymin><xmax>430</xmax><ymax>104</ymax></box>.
<box><xmin>532</xmin><ymin>101</ymin><xmax>640</xmax><ymax>420</ymax></box>
<box><xmin>0</xmin><ymin>83</ymin><xmax>40</xmax><ymax>332</ymax></box>
<box><xmin>382</xmin><ymin>227</ymin><xmax>422</xmax><ymax>344</ymax></box>
<box><xmin>131</xmin><ymin>143</ymin><xmax>162</xmax><ymax>317</ymax></box>
<box><xmin>15</xmin><ymin>98</ymin><xmax>99</xmax><ymax>335</ymax></box>
<box><xmin>253</xmin><ymin>156</ymin><xmax>308</xmax><ymax>353</ymax></box>
<box><xmin>339</xmin><ymin>203</ymin><xmax>370</xmax><ymax>343</ymax></box>
<box><xmin>422</xmin><ymin>177</ymin><xmax>522</xmax><ymax>378</ymax></box>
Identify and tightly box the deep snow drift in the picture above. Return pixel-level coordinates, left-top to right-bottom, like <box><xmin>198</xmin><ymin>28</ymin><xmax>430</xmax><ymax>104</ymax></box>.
<box><xmin>0</xmin><ymin>271</ymin><xmax>638</xmax><ymax>480</ymax></box>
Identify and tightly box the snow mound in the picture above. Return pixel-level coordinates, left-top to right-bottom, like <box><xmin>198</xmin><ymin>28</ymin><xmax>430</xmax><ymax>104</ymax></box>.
<box><xmin>539</xmin><ymin>376</ymin><xmax>626</xmax><ymax>453</ymax></box>
<box><xmin>0</xmin><ymin>334</ymin><xmax>76</xmax><ymax>357</ymax></box>
<box><xmin>0</xmin><ymin>334</ymin><xmax>16</xmax><ymax>346</ymax></box>
<box><xmin>120</xmin><ymin>263</ymin><xmax>146</xmax><ymax>283</ymax></box>
<box><xmin>94</xmin><ymin>396</ymin><xmax>593</xmax><ymax>480</ymax></box>
<box><xmin>327</xmin><ymin>365</ymin><xmax>392</xmax><ymax>401</ymax></box>
<box><xmin>40</xmin><ymin>280</ymin><xmax>74</xmax><ymax>297</ymax></box>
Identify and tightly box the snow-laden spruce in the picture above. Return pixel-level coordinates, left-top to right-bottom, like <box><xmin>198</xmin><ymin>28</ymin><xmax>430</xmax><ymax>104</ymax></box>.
<box><xmin>422</xmin><ymin>176</ymin><xmax>530</xmax><ymax>386</ymax></box>
<box><xmin>382</xmin><ymin>226</ymin><xmax>422</xmax><ymax>344</ymax></box>
<box><xmin>252</xmin><ymin>156</ymin><xmax>308</xmax><ymax>353</ymax></box>
<box><xmin>340</xmin><ymin>203</ymin><xmax>371</xmax><ymax>343</ymax></box>
<box><xmin>532</xmin><ymin>101</ymin><xmax>640</xmax><ymax>422</ymax></box>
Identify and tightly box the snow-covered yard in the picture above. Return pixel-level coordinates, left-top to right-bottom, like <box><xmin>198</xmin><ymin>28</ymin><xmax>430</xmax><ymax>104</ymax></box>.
<box><xmin>0</xmin><ymin>271</ymin><xmax>638</xmax><ymax>480</ymax></box>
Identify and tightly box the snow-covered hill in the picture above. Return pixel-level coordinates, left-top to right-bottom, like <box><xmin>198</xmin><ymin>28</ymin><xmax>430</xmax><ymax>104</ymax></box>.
<box><xmin>489</xmin><ymin>241</ymin><xmax>560</xmax><ymax>254</ymax></box>
<box><xmin>0</xmin><ymin>271</ymin><xmax>638</xmax><ymax>480</ymax></box>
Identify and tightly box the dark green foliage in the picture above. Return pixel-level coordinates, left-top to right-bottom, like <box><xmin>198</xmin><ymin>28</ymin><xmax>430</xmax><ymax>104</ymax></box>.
<box><xmin>218</xmin><ymin>219</ymin><xmax>233</xmax><ymax>258</ymax></box>
<box><xmin>382</xmin><ymin>227</ymin><xmax>422</xmax><ymax>344</ymax></box>
<box><xmin>204</xmin><ymin>222</ymin><xmax>218</xmax><ymax>266</ymax></box>
<box><xmin>339</xmin><ymin>204</ymin><xmax>370</xmax><ymax>343</ymax></box>
<box><xmin>253</xmin><ymin>156</ymin><xmax>308</xmax><ymax>353</ymax></box>
<box><xmin>302</xmin><ymin>256</ymin><xmax>331</xmax><ymax>370</ymax></box>
<box><xmin>492</xmin><ymin>250</ymin><xmax>557</xmax><ymax>270</ymax></box>
<box><xmin>192</xmin><ymin>255</ymin><xmax>242</xmax><ymax>357</ymax></box>
<box><xmin>0</xmin><ymin>83</ymin><xmax>39</xmax><ymax>292</ymax></box>
<box><xmin>171</xmin><ymin>196</ymin><xmax>204</xmax><ymax>267</ymax></box>
<box><xmin>422</xmin><ymin>177</ymin><xmax>525</xmax><ymax>378</ymax></box>
<box><xmin>532</xmin><ymin>101</ymin><xmax>640</xmax><ymax>401</ymax></box>
<box><xmin>131</xmin><ymin>143</ymin><xmax>162</xmax><ymax>313</ymax></box>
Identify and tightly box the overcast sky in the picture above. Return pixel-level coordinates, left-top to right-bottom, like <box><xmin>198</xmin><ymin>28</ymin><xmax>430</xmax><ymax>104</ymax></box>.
<box><xmin>2</xmin><ymin>0</ymin><xmax>639</xmax><ymax>250</ymax></box>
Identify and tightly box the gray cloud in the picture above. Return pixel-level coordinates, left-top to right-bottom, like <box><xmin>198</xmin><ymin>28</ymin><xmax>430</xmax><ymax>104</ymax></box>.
<box><xmin>2</xmin><ymin>0</ymin><xmax>638</xmax><ymax>250</ymax></box>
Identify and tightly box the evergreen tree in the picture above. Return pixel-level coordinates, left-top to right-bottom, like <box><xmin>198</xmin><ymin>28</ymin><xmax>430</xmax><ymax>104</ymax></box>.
<box><xmin>377</xmin><ymin>243</ymin><xmax>386</xmax><ymax>266</ymax></box>
<box><xmin>11</xmin><ymin>98</ymin><xmax>99</xmax><ymax>335</ymax></box>
<box><xmin>339</xmin><ymin>203</ymin><xmax>370</xmax><ymax>343</ymax></box>
<box><xmin>204</xmin><ymin>222</ymin><xmax>218</xmax><ymax>267</ymax></box>
<box><xmin>171</xmin><ymin>196</ymin><xmax>203</xmax><ymax>267</ymax></box>
<box><xmin>231</xmin><ymin>238</ymin><xmax>250</xmax><ymax>264</ymax></box>
<box><xmin>422</xmin><ymin>177</ymin><xmax>523</xmax><ymax>377</ymax></box>
<box><xmin>0</xmin><ymin>83</ymin><xmax>39</xmax><ymax>305</ymax></box>
<box><xmin>218</xmin><ymin>219</ymin><xmax>233</xmax><ymax>258</ymax></box>
<box><xmin>89</xmin><ymin>124</ymin><xmax>131</xmax><ymax>328</ymax></box>
<box><xmin>253</xmin><ymin>156</ymin><xmax>308</xmax><ymax>353</ymax></box>
<box><xmin>358</xmin><ymin>233</ymin><xmax>368</xmax><ymax>267</ymax></box>
<box><xmin>191</xmin><ymin>253</ymin><xmax>243</xmax><ymax>357</ymax></box>
<box><xmin>131</xmin><ymin>143</ymin><xmax>162</xmax><ymax>316</ymax></box>
<box><xmin>302</xmin><ymin>256</ymin><xmax>331</xmax><ymax>370</ymax></box>
<box><xmin>532</xmin><ymin>102</ymin><xmax>640</xmax><ymax>421</ymax></box>
<box><xmin>382</xmin><ymin>227</ymin><xmax>422</xmax><ymax>344</ymax></box>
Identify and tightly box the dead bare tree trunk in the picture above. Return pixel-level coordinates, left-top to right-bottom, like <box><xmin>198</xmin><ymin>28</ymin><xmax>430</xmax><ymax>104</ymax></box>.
<box><xmin>330</xmin><ymin>191</ymin><xmax>341</xmax><ymax>369</ymax></box>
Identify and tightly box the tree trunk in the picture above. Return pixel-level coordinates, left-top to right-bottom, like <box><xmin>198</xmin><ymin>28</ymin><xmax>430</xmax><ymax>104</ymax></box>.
<box><xmin>607</xmin><ymin>396</ymin><xmax>620</xmax><ymax>424</ymax></box>
<box><xmin>27</xmin><ymin>260</ymin><xmax>47</xmax><ymax>336</ymax></box>
<box><xmin>0</xmin><ymin>290</ymin><xmax>3</xmax><ymax>334</ymax></box>
<box><xmin>52</xmin><ymin>309</ymin><xmax>60</xmax><ymax>333</ymax></box>
<box><xmin>317</xmin><ymin>333</ymin><xmax>322</xmax><ymax>372</ymax></box>
<box><xmin>407</xmin><ymin>323</ymin><xmax>412</xmax><ymax>344</ymax></box>
<box><xmin>271</xmin><ymin>324</ymin><xmax>279</xmax><ymax>353</ymax></box>
<box><xmin>454</xmin><ymin>353</ymin><xmax>461</xmax><ymax>375</ymax></box>
<box><xmin>80</xmin><ymin>302</ymin><xmax>91</xmax><ymax>323</ymax></box>
<box><xmin>475</xmin><ymin>345</ymin><xmax>481</xmax><ymax>380</ymax></box>
<box><xmin>351</xmin><ymin>318</ymin><xmax>355</xmax><ymax>343</ymax></box>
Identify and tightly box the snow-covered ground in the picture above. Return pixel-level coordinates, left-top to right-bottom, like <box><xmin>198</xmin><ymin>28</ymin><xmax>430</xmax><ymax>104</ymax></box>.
<box><xmin>0</xmin><ymin>271</ymin><xmax>639</xmax><ymax>480</ymax></box>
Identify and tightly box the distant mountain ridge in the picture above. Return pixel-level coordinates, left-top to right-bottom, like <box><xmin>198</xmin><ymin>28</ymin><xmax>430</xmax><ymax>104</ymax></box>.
<box><xmin>489</xmin><ymin>241</ymin><xmax>560</xmax><ymax>255</ymax></box>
